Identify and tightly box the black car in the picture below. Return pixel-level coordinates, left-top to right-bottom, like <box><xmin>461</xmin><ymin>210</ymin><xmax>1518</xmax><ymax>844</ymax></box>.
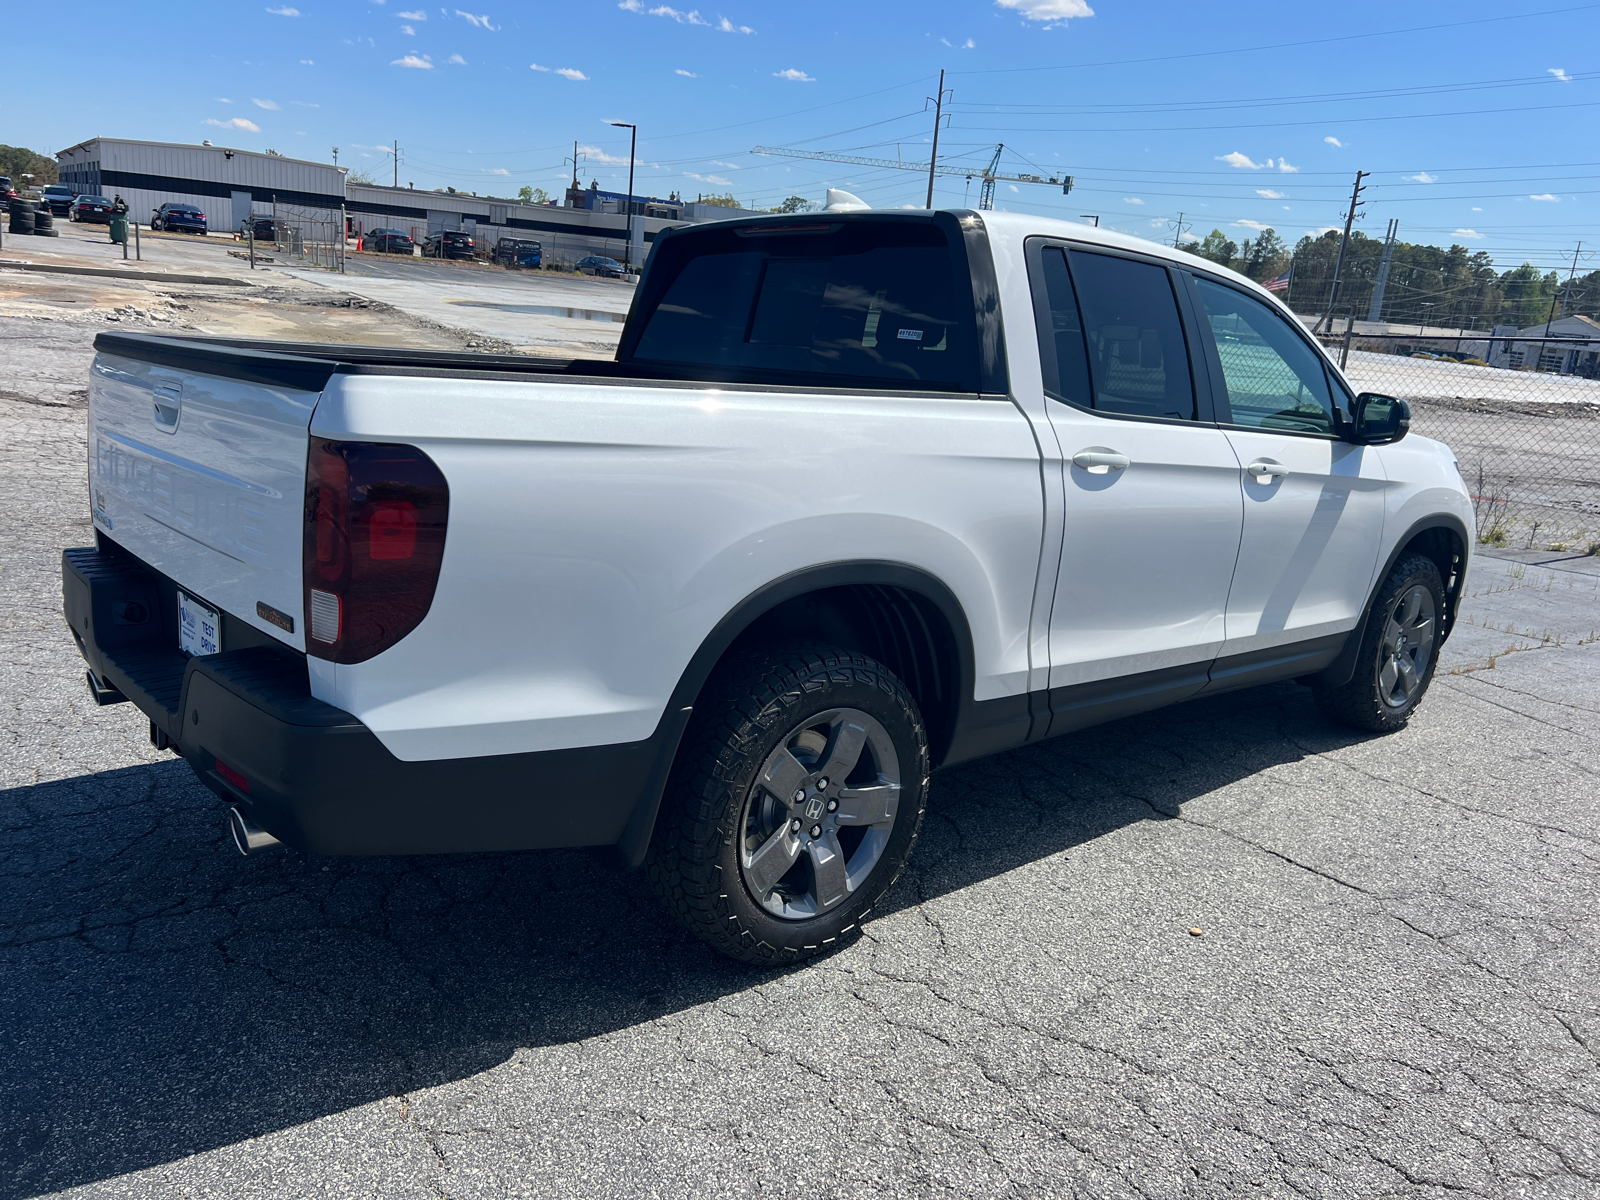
<box><xmin>241</xmin><ymin>215</ymin><xmax>276</xmax><ymax>240</ymax></box>
<box><xmin>576</xmin><ymin>254</ymin><xmax>625</xmax><ymax>278</ymax></box>
<box><xmin>492</xmin><ymin>238</ymin><xmax>543</xmax><ymax>268</ymax></box>
<box><xmin>152</xmin><ymin>203</ymin><xmax>207</xmax><ymax>234</ymax></box>
<box><xmin>70</xmin><ymin>195</ymin><xmax>114</xmax><ymax>223</ymax></box>
<box><xmin>367</xmin><ymin>228</ymin><xmax>416</xmax><ymax>255</ymax></box>
<box><xmin>40</xmin><ymin>184</ymin><xmax>75</xmax><ymax>216</ymax></box>
<box><xmin>423</xmin><ymin>230</ymin><xmax>475</xmax><ymax>260</ymax></box>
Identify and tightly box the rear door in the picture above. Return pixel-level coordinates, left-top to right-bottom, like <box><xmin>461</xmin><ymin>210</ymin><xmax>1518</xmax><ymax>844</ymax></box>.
<box><xmin>88</xmin><ymin>337</ymin><xmax>332</xmax><ymax>652</ymax></box>
<box><xmin>1184</xmin><ymin>273</ymin><xmax>1386</xmax><ymax>673</ymax></box>
<box><xmin>1029</xmin><ymin>242</ymin><xmax>1244</xmax><ymax>732</ymax></box>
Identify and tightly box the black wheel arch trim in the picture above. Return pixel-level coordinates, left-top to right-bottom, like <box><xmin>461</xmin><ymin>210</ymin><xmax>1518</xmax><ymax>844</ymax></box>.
<box><xmin>615</xmin><ymin>559</ymin><xmax>981</xmax><ymax>868</ymax></box>
<box><xmin>1311</xmin><ymin>513</ymin><xmax>1470</xmax><ymax>691</ymax></box>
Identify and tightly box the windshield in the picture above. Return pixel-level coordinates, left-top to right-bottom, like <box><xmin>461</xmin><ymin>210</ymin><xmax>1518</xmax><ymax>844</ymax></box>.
<box><xmin>44</xmin><ymin>185</ymin><xmax>72</xmax><ymax>195</ymax></box>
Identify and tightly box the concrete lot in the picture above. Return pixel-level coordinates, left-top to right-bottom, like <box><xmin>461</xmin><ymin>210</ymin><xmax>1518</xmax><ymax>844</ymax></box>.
<box><xmin>1</xmin><ymin>265</ymin><xmax>1597</xmax><ymax>1199</ymax></box>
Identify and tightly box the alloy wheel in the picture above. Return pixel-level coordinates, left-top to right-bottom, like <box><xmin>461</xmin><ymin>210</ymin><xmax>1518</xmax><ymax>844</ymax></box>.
<box><xmin>1379</xmin><ymin>584</ymin><xmax>1436</xmax><ymax>708</ymax></box>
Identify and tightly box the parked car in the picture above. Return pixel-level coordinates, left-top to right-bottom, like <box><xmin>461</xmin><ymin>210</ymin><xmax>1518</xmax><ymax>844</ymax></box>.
<box><xmin>66</xmin><ymin>210</ymin><xmax>1472</xmax><ymax>966</ymax></box>
<box><xmin>0</xmin><ymin>176</ymin><xmax>14</xmax><ymax>198</ymax></box>
<box><xmin>70</xmin><ymin>195</ymin><xmax>114</xmax><ymax>223</ymax></box>
<box><xmin>367</xmin><ymin>228</ymin><xmax>416</xmax><ymax>255</ymax></box>
<box><xmin>576</xmin><ymin>254</ymin><xmax>624</xmax><ymax>278</ymax></box>
<box><xmin>423</xmin><ymin>230</ymin><xmax>475</xmax><ymax>260</ymax></box>
<box><xmin>493</xmin><ymin>238</ymin><xmax>543</xmax><ymax>268</ymax></box>
<box><xmin>152</xmin><ymin>203</ymin><xmax>207</xmax><ymax>234</ymax></box>
<box><xmin>40</xmin><ymin>184</ymin><xmax>76</xmax><ymax>216</ymax></box>
<box><xmin>241</xmin><ymin>215</ymin><xmax>276</xmax><ymax>240</ymax></box>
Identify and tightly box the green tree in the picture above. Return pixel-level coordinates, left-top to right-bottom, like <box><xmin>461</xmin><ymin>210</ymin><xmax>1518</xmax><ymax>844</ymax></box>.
<box><xmin>767</xmin><ymin>194</ymin><xmax>814</xmax><ymax>214</ymax></box>
<box><xmin>517</xmin><ymin>185</ymin><xmax>550</xmax><ymax>204</ymax></box>
<box><xmin>347</xmin><ymin>167</ymin><xmax>377</xmax><ymax>186</ymax></box>
<box><xmin>698</xmin><ymin>192</ymin><xmax>742</xmax><ymax>208</ymax></box>
<box><xmin>1244</xmin><ymin>228</ymin><xmax>1288</xmax><ymax>280</ymax></box>
<box><xmin>0</xmin><ymin>144</ymin><xmax>58</xmax><ymax>186</ymax></box>
<box><xmin>1192</xmin><ymin>229</ymin><xmax>1237</xmax><ymax>268</ymax></box>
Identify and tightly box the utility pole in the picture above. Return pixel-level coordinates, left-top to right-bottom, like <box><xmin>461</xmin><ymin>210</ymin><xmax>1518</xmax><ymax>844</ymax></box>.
<box><xmin>1170</xmin><ymin>211</ymin><xmax>1190</xmax><ymax>248</ymax></box>
<box><xmin>1314</xmin><ymin>169</ymin><xmax>1369</xmax><ymax>335</ymax></box>
<box><xmin>609</xmin><ymin>121</ymin><xmax>638</xmax><ymax>273</ymax></box>
<box><xmin>926</xmin><ymin>69</ymin><xmax>949</xmax><ymax>209</ymax></box>
<box><xmin>393</xmin><ymin>140</ymin><xmax>399</xmax><ymax>188</ymax></box>
<box><xmin>1535</xmin><ymin>241</ymin><xmax>1585</xmax><ymax>374</ymax></box>
<box><xmin>1367</xmin><ymin>217</ymin><xmax>1398</xmax><ymax>324</ymax></box>
<box><xmin>331</xmin><ymin>146</ymin><xmax>338</xmax><ymax>166</ymax></box>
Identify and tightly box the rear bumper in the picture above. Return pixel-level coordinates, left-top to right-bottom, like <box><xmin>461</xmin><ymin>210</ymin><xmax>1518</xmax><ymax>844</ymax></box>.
<box><xmin>63</xmin><ymin>541</ymin><xmax>688</xmax><ymax>858</ymax></box>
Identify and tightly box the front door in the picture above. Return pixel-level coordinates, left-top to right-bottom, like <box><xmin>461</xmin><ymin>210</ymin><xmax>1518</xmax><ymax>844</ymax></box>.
<box><xmin>1031</xmin><ymin>243</ymin><xmax>1244</xmax><ymax>734</ymax></box>
<box><xmin>231</xmin><ymin>191</ymin><xmax>252</xmax><ymax>233</ymax></box>
<box><xmin>1186</xmin><ymin>274</ymin><xmax>1387</xmax><ymax>679</ymax></box>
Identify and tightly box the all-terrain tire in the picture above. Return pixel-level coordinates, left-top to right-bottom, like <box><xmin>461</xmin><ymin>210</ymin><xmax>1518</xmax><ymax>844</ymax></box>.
<box><xmin>1314</xmin><ymin>553</ymin><xmax>1446</xmax><ymax>733</ymax></box>
<box><xmin>648</xmin><ymin>643</ymin><xmax>929</xmax><ymax>966</ymax></box>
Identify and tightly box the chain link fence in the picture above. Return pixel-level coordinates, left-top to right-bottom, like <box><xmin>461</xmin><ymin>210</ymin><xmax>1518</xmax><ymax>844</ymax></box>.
<box><xmin>1314</xmin><ymin>330</ymin><xmax>1600</xmax><ymax>552</ymax></box>
<box><xmin>268</xmin><ymin>201</ymin><xmax>346</xmax><ymax>272</ymax></box>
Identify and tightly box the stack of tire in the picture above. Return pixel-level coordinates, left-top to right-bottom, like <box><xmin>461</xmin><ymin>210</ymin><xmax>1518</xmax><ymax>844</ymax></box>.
<box><xmin>8</xmin><ymin>198</ymin><xmax>35</xmax><ymax>237</ymax></box>
<box><xmin>33</xmin><ymin>202</ymin><xmax>57</xmax><ymax>237</ymax></box>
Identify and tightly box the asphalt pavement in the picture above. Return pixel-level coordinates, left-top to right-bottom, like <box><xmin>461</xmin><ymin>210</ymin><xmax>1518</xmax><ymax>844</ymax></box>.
<box><xmin>2</xmin><ymin>315</ymin><xmax>1597</xmax><ymax>1200</ymax></box>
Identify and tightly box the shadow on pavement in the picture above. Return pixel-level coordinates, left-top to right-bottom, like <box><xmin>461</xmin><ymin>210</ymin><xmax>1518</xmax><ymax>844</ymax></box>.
<box><xmin>0</xmin><ymin>681</ymin><xmax>1350</xmax><ymax>1198</ymax></box>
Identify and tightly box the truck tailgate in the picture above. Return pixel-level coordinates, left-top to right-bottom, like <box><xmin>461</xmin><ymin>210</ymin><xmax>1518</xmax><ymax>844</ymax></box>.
<box><xmin>87</xmin><ymin>334</ymin><xmax>340</xmax><ymax>651</ymax></box>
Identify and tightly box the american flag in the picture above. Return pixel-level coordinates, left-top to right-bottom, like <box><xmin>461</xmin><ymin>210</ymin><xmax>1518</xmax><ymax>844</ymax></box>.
<box><xmin>1263</xmin><ymin>267</ymin><xmax>1292</xmax><ymax>293</ymax></box>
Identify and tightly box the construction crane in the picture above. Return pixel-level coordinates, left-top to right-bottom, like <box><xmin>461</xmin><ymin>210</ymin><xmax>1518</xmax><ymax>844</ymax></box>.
<box><xmin>751</xmin><ymin>143</ymin><xmax>1072</xmax><ymax>210</ymax></box>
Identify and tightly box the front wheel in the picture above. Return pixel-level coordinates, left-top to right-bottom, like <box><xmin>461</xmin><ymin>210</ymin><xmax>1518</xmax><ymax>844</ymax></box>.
<box><xmin>649</xmin><ymin>645</ymin><xmax>929</xmax><ymax>965</ymax></box>
<box><xmin>1314</xmin><ymin>553</ymin><xmax>1445</xmax><ymax>733</ymax></box>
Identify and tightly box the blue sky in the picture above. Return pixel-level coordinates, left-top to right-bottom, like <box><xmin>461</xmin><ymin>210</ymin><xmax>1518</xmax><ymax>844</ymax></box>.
<box><xmin>10</xmin><ymin>0</ymin><xmax>1598</xmax><ymax>270</ymax></box>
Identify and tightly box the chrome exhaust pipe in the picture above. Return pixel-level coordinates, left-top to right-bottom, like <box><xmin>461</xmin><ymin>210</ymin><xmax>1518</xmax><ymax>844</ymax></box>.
<box><xmin>228</xmin><ymin>806</ymin><xmax>282</xmax><ymax>855</ymax></box>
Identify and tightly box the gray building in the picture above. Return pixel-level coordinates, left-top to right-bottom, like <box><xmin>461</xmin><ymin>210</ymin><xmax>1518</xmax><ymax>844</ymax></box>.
<box><xmin>1488</xmin><ymin>314</ymin><xmax>1600</xmax><ymax>376</ymax></box>
<box><xmin>56</xmin><ymin>137</ymin><xmax>347</xmax><ymax>232</ymax></box>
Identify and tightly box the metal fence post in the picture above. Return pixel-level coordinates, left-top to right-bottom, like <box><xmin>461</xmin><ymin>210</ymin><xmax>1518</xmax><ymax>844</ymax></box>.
<box><xmin>1341</xmin><ymin>310</ymin><xmax>1355</xmax><ymax>370</ymax></box>
<box><xmin>248</xmin><ymin>222</ymin><xmax>255</xmax><ymax>269</ymax></box>
<box><xmin>134</xmin><ymin>221</ymin><xmax>140</xmax><ymax>261</ymax></box>
<box><xmin>340</xmin><ymin>205</ymin><xmax>346</xmax><ymax>273</ymax></box>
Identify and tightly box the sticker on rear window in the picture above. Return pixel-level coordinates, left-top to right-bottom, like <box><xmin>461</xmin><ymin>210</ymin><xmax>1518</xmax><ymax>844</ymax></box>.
<box><xmin>897</xmin><ymin>328</ymin><xmax>923</xmax><ymax>341</ymax></box>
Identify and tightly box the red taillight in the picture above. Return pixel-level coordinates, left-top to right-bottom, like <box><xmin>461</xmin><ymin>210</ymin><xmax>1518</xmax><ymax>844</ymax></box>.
<box><xmin>215</xmin><ymin>759</ymin><xmax>250</xmax><ymax>794</ymax></box>
<box><xmin>303</xmin><ymin>440</ymin><xmax>449</xmax><ymax>664</ymax></box>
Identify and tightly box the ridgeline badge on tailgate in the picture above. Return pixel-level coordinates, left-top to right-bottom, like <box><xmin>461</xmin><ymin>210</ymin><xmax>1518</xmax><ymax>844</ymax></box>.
<box><xmin>256</xmin><ymin>601</ymin><xmax>295</xmax><ymax>634</ymax></box>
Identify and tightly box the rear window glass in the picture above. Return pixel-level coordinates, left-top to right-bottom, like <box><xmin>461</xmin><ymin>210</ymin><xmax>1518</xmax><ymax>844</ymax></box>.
<box><xmin>627</xmin><ymin>220</ymin><xmax>968</xmax><ymax>388</ymax></box>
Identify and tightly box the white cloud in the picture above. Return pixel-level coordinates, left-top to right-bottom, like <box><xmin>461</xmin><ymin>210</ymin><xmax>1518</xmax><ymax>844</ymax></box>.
<box><xmin>1530</xmin><ymin>193</ymin><xmax>1559</xmax><ymax>202</ymax></box>
<box><xmin>217</xmin><ymin>97</ymin><xmax>233</xmax><ymax>103</ymax></box>
<box><xmin>1122</xmin><ymin>197</ymin><xmax>1143</xmax><ymax>205</ymax></box>
<box><xmin>455</xmin><ymin>9</ymin><xmax>496</xmax><ymax>29</ymax></box>
<box><xmin>1324</xmin><ymin>136</ymin><xmax>1342</xmax><ymax>147</ymax></box>
<box><xmin>1217</xmin><ymin>151</ymin><xmax>1262</xmax><ymax>169</ymax></box>
<box><xmin>1277</xmin><ymin>158</ymin><xmax>1298</xmax><ymax>173</ymax></box>
<box><xmin>717</xmin><ymin>16</ymin><xmax>754</xmax><ymax>32</ymax></box>
<box><xmin>397</xmin><ymin>7</ymin><xmax>424</xmax><ymax>14</ymax></box>
<box><xmin>392</xmin><ymin>53</ymin><xmax>433</xmax><ymax>67</ymax></box>
<box><xmin>448</xmin><ymin>53</ymin><xmax>466</xmax><ymax>63</ymax></box>
<box><xmin>650</xmin><ymin>5</ymin><xmax>709</xmax><ymax>24</ymax></box>
<box><xmin>773</xmin><ymin>68</ymin><xmax>814</xmax><ymax>82</ymax></box>
<box><xmin>556</xmin><ymin>67</ymin><xmax>587</xmax><ymax>80</ymax></box>
<box><xmin>1407</xmin><ymin>172</ymin><xmax>1437</xmax><ymax>183</ymax></box>
<box><xmin>686</xmin><ymin>172</ymin><xmax>733</xmax><ymax>185</ymax></box>
<box><xmin>487</xmin><ymin>168</ymin><xmax>509</xmax><ymax>175</ymax></box>
<box><xmin>963</xmin><ymin>37</ymin><xmax>976</xmax><ymax>48</ymax></box>
<box><xmin>252</xmin><ymin>97</ymin><xmax>280</xmax><ymax>109</ymax></box>
<box><xmin>400</xmin><ymin>23</ymin><xmax>415</xmax><ymax>33</ymax></box>
<box><xmin>291</xmin><ymin>100</ymin><xmax>319</xmax><ymax>107</ymax></box>
<box><xmin>300</xmin><ymin>58</ymin><xmax>314</xmax><ymax>64</ymax></box>
<box><xmin>206</xmin><ymin>117</ymin><xmax>262</xmax><ymax>132</ymax></box>
<box><xmin>578</xmin><ymin>143</ymin><xmax>633</xmax><ymax>165</ymax></box>
<box><xmin>1454</xmin><ymin>228</ymin><xmax>1483</xmax><ymax>239</ymax></box>
<box><xmin>1256</xmin><ymin>188</ymin><xmax>1285</xmax><ymax>199</ymax></box>
<box><xmin>1008</xmin><ymin>184</ymin><xmax>1019</xmax><ymax>193</ymax></box>
<box><xmin>265</xmin><ymin>4</ymin><xmax>298</xmax><ymax>13</ymax></box>
<box><xmin>711</xmin><ymin>160</ymin><xmax>739</xmax><ymax>169</ymax></box>
<box><xmin>529</xmin><ymin>62</ymin><xmax>549</xmax><ymax>70</ymax></box>
<box><xmin>1178</xmin><ymin>230</ymin><xmax>1199</xmax><ymax>242</ymax></box>
<box><xmin>993</xmin><ymin>0</ymin><xmax>1094</xmax><ymax>22</ymax></box>
<box><xmin>1233</xmin><ymin>219</ymin><xmax>1271</xmax><ymax>231</ymax></box>
<box><xmin>1549</xmin><ymin>67</ymin><xmax>1572</xmax><ymax>82</ymax></box>
<box><xmin>1471</xmin><ymin>206</ymin><xmax>1482</xmax><ymax>212</ymax></box>
<box><xmin>676</xmin><ymin>68</ymin><xmax>697</xmax><ymax>76</ymax></box>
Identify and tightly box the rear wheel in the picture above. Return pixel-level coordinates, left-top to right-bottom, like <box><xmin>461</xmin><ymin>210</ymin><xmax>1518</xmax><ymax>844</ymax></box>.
<box><xmin>649</xmin><ymin>644</ymin><xmax>929</xmax><ymax>965</ymax></box>
<box><xmin>1314</xmin><ymin>553</ymin><xmax>1445</xmax><ymax>733</ymax></box>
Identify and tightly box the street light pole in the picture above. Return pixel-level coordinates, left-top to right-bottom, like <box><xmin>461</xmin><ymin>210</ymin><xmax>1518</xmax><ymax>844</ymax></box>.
<box><xmin>609</xmin><ymin>121</ymin><xmax>637</xmax><ymax>274</ymax></box>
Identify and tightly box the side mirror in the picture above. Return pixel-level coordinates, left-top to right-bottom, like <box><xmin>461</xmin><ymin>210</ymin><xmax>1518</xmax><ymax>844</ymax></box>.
<box><xmin>1349</xmin><ymin>392</ymin><xmax>1410</xmax><ymax>445</ymax></box>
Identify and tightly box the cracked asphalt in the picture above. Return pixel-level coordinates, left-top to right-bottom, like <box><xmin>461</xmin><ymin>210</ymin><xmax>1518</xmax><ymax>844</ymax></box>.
<box><xmin>3</xmin><ymin>316</ymin><xmax>1598</xmax><ymax>1199</ymax></box>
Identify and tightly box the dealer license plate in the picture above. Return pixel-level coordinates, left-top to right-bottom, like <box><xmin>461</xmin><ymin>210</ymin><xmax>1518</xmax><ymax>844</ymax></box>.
<box><xmin>178</xmin><ymin>590</ymin><xmax>221</xmax><ymax>657</ymax></box>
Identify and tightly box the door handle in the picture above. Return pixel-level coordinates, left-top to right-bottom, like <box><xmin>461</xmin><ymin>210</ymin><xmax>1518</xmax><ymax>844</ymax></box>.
<box><xmin>1246</xmin><ymin>459</ymin><xmax>1289</xmax><ymax>481</ymax></box>
<box><xmin>1072</xmin><ymin>448</ymin><xmax>1130</xmax><ymax>473</ymax></box>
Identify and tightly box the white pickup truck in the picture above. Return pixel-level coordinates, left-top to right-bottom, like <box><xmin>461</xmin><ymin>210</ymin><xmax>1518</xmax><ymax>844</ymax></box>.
<box><xmin>65</xmin><ymin>210</ymin><xmax>1473</xmax><ymax>964</ymax></box>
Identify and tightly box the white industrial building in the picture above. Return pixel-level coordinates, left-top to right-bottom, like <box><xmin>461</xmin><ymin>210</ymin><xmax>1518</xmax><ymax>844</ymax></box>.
<box><xmin>55</xmin><ymin>137</ymin><xmax>346</xmax><ymax>233</ymax></box>
<box><xmin>1487</xmin><ymin>314</ymin><xmax>1600</xmax><ymax>377</ymax></box>
<box><xmin>54</xmin><ymin>136</ymin><xmax>762</xmax><ymax>265</ymax></box>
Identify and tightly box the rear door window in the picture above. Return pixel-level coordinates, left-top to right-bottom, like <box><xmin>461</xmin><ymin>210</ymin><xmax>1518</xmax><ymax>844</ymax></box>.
<box><xmin>1034</xmin><ymin>247</ymin><xmax>1198</xmax><ymax>421</ymax></box>
<box><xmin>627</xmin><ymin>220</ymin><xmax>970</xmax><ymax>389</ymax></box>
